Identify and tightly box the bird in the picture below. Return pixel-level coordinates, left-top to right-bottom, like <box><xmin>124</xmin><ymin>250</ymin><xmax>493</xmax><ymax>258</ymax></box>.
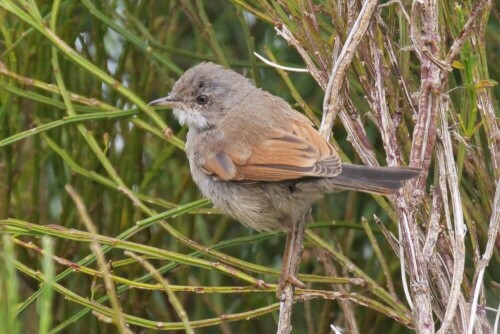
<box><xmin>149</xmin><ymin>62</ymin><xmax>420</xmax><ymax>289</ymax></box>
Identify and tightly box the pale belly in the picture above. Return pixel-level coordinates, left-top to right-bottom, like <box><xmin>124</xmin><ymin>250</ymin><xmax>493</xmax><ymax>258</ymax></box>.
<box><xmin>191</xmin><ymin>169</ymin><xmax>315</xmax><ymax>232</ymax></box>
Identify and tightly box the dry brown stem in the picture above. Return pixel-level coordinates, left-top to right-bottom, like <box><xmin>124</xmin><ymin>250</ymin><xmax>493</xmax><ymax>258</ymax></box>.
<box><xmin>436</xmin><ymin>99</ymin><xmax>467</xmax><ymax>334</ymax></box>
<box><xmin>276</xmin><ymin>2</ymin><xmax>378</xmax><ymax>333</ymax></box>
<box><xmin>315</xmin><ymin>248</ymin><xmax>360</xmax><ymax>334</ymax></box>
<box><xmin>276</xmin><ymin>216</ymin><xmax>306</xmax><ymax>334</ymax></box>
<box><xmin>241</xmin><ymin>0</ymin><xmax>496</xmax><ymax>332</ymax></box>
<box><xmin>320</xmin><ymin>0</ymin><xmax>379</xmax><ymax>140</ymax></box>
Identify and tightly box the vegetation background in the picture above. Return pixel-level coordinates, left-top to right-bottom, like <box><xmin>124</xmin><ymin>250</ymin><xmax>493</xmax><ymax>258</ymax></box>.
<box><xmin>0</xmin><ymin>0</ymin><xmax>498</xmax><ymax>333</ymax></box>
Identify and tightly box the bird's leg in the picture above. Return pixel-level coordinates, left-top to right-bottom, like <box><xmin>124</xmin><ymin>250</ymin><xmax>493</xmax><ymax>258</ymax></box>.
<box><xmin>277</xmin><ymin>215</ymin><xmax>307</xmax><ymax>297</ymax></box>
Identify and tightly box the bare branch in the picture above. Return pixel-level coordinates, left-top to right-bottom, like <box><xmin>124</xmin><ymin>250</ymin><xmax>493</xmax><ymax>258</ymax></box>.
<box><xmin>436</xmin><ymin>99</ymin><xmax>467</xmax><ymax>334</ymax></box>
<box><xmin>467</xmin><ymin>179</ymin><xmax>500</xmax><ymax>333</ymax></box>
<box><xmin>275</xmin><ymin>25</ymin><xmax>327</xmax><ymax>89</ymax></box>
<box><xmin>422</xmin><ymin>186</ymin><xmax>442</xmax><ymax>259</ymax></box>
<box><xmin>276</xmin><ymin>217</ymin><xmax>306</xmax><ymax>334</ymax></box>
<box><xmin>444</xmin><ymin>0</ymin><xmax>491</xmax><ymax>65</ymax></box>
<box><xmin>320</xmin><ymin>0</ymin><xmax>378</xmax><ymax>140</ymax></box>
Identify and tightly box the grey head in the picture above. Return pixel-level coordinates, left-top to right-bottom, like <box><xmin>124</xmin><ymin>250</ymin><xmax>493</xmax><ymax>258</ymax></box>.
<box><xmin>149</xmin><ymin>62</ymin><xmax>256</xmax><ymax>130</ymax></box>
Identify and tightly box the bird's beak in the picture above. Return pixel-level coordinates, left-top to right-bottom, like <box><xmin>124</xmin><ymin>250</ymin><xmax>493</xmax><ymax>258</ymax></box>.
<box><xmin>148</xmin><ymin>95</ymin><xmax>183</xmax><ymax>108</ymax></box>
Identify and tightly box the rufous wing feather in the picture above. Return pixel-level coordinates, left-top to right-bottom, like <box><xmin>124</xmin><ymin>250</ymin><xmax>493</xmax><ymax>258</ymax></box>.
<box><xmin>202</xmin><ymin>118</ymin><xmax>341</xmax><ymax>181</ymax></box>
<box><xmin>203</xmin><ymin>152</ymin><xmax>241</xmax><ymax>181</ymax></box>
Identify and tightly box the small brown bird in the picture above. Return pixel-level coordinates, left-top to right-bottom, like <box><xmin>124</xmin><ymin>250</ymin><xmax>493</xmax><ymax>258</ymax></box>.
<box><xmin>149</xmin><ymin>62</ymin><xmax>420</xmax><ymax>288</ymax></box>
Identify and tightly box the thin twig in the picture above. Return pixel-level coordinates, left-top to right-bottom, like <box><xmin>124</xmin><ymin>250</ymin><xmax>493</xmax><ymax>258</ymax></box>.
<box><xmin>124</xmin><ymin>251</ymin><xmax>193</xmax><ymax>334</ymax></box>
<box><xmin>436</xmin><ymin>99</ymin><xmax>467</xmax><ymax>334</ymax></box>
<box><xmin>467</xmin><ymin>179</ymin><xmax>500</xmax><ymax>333</ymax></box>
<box><xmin>361</xmin><ymin>217</ymin><xmax>396</xmax><ymax>299</ymax></box>
<box><xmin>373</xmin><ymin>215</ymin><xmax>400</xmax><ymax>253</ymax></box>
<box><xmin>315</xmin><ymin>248</ymin><xmax>360</xmax><ymax>334</ymax></box>
<box><xmin>422</xmin><ymin>186</ymin><xmax>442</xmax><ymax>259</ymax></box>
<box><xmin>274</xmin><ymin>25</ymin><xmax>326</xmax><ymax>89</ymax></box>
<box><xmin>65</xmin><ymin>185</ymin><xmax>132</xmax><ymax>334</ymax></box>
<box><xmin>342</xmin><ymin>94</ymin><xmax>380</xmax><ymax>167</ymax></box>
<box><xmin>398</xmin><ymin>222</ymin><xmax>414</xmax><ymax>310</ymax></box>
<box><xmin>443</xmin><ymin>0</ymin><xmax>490</xmax><ymax>65</ymax></box>
<box><xmin>494</xmin><ymin>301</ymin><xmax>500</xmax><ymax>334</ymax></box>
<box><xmin>370</xmin><ymin>27</ymin><xmax>402</xmax><ymax>166</ymax></box>
<box><xmin>253</xmin><ymin>52</ymin><xmax>309</xmax><ymax>72</ymax></box>
<box><xmin>320</xmin><ymin>0</ymin><xmax>378</xmax><ymax>140</ymax></box>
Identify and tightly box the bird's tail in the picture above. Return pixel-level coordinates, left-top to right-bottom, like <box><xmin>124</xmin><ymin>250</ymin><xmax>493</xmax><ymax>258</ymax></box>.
<box><xmin>328</xmin><ymin>164</ymin><xmax>421</xmax><ymax>195</ymax></box>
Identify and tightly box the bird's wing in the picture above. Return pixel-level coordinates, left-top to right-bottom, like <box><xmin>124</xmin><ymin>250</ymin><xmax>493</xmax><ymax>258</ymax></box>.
<box><xmin>202</xmin><ymin>118</ymin><xmax>342</xmax><ymax>181</ymax></box>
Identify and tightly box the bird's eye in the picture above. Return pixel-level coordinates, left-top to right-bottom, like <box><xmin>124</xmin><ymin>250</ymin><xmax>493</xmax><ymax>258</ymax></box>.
<box><xmin>196</xmin><ymin>95</ymin><xmax>209</xmax><ymax>105</ymax></box>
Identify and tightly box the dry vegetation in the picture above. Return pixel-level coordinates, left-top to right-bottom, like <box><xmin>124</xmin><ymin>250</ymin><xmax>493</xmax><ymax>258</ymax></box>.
<box><xmin>0</xmin><ymin>1</ymin><xmax>499</xmax><ymax>333</ymax></box>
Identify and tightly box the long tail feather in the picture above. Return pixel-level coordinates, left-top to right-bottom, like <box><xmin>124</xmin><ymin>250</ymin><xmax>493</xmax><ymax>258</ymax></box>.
<box><xmin>329</xmin><ymin>164</ymin><xmax>421</xmax><ymax>195</ymax></box>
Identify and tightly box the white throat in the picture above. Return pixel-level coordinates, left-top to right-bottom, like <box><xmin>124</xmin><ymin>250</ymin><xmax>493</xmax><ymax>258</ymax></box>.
<box><xmin>173</xmin><ymin>108</ymin><xmax>209</xmax><ymax>129</ymax></box>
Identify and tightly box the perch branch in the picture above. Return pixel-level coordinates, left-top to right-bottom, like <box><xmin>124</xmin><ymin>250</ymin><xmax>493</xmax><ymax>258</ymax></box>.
<box><xmin>276</xmin><ymin>218</ymin><xmax>306</xmax><ymax>334</ymax></box>
<box><xmin>275</xmin><ymin>1</ymin><xmax>378</xmax><ymax>333</ymax></box>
